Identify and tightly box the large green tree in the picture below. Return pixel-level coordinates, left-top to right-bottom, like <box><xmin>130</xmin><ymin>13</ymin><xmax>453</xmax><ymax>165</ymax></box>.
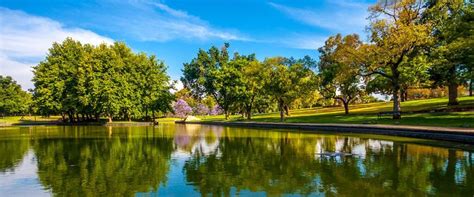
<box><xmin>33</xmin><ymin>38</ymin><xmax>174</xmax><ymax>122</ymax></box>
<box><xmin>318</xmin><ymin>34</ymin><xmax>363</xmax><ymax>114</ymax></box>
<box><xmin>0</xmin><ymin>75</ymin><xmax>31</xmax><ymax>116</ymax></box>
<box><xmin>263</xmin><ymin>57</ymin><xmax>316</xmax><ymax>121</ymax></box>
<box><xmin>361</xmin><ymin>0</ymin><xmax>432</xmax><ymax>119</ymax></box>
<box><xmin>234</xmin><ymin>54</ymin><xmax>268</xmax><ymax>120</ymax></box>
<box><xmin>182</xmin><ymin>44</ymin><xmax>247</xmax><ymax>119</ymax></box>
<box><xmin>425</xmin><ymin>0</ymin><xmax>474</xmax><ymax>104</ymax></box>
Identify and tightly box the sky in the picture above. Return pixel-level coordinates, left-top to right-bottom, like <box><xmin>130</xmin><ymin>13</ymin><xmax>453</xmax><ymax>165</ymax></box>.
<box><xmin>0</xmin><ymin>0</ymin><xmax>374</xmax><ymax>90</ymax></box>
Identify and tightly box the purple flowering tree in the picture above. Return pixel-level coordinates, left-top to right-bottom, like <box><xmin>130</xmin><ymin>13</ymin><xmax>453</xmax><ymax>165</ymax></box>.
<box><xmin>173</xmin><ymin>99</ymin><xmax>193</xmax><ymax>118</ymax></box>
<box><xmin>209</xmin><ymin>105</ymin><xmax>224</xmax><ymax>115</ymax></box>
<box><xmin>194</xmin><ymin>103</ymin><xmax>209</xmax><ymax>115</ymax></box>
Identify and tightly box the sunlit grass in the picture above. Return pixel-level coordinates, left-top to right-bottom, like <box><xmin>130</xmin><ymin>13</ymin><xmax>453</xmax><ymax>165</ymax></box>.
<box><xmin>0</xmin><ymin>116</ymin><xmax>61</xmax><ymax>125</ymax></box>
<box><xmin>199</xmin><ymin>96</ymin><xmax>474</xmax><ymax>128</ymax></box>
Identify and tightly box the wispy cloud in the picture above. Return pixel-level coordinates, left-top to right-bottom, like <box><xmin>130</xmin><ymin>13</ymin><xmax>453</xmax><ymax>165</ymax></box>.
<box><xmin>268</xmin><ymin>1</ymin><xmax>369</xmax><ymax>34</ymax></box>
<box><xmin>325</xmin><ymin>0</ymin><xmax>371</xmax><ymax>9</ymax></box>
<box><xmin>87</xmin><ymin>0</ymin><xmax>249</xmax><ymax>42</ymax></box>
<box><xmin>0</xmin><ymin>7</ymin><xmax>113</xmax><ymax>90</ymax></box>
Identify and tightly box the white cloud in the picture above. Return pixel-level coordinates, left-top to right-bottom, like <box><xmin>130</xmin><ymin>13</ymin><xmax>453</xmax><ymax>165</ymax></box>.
<box><xmin>268</xmin><ymin>2</ymin><xmax>369</xmax><ymax>34</ymax></box>
<box><xmin>285</xmin><ymin>35</ymin><xmax>327</xmax><ymax>50</ymax></box>
<box><xmin>89</xmin><ymin>0</ymin><xmax>249</xmax><ymax>42</ymax></box>
<box><xmin>0</xmin><ymin>7</ymin><xmax>114</xmax><ymax>90</ymax></box>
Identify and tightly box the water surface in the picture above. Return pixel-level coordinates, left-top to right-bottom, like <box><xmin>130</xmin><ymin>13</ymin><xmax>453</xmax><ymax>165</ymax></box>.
<box><xmin>0</xmin><ymin>124</ymin><xmax>473</xmax><ymax>196</ymax></box>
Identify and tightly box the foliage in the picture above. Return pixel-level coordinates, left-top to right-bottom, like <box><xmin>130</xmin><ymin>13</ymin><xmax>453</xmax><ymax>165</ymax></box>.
<box><xmin>0</xmin><ymin>75</ymin><xmax>32</xmax><ymax>116</ymax></box>
<box><xmin>426</xmin><ymin>0</ymin><xmax>474</xmax><ymax>105</ymax></box>
<box><xmin>318</xmin><ymin>34</ymin><xmax>363</xmax><ymax>114</ymax></box>
<box><xmin>173</xmin><ymin>99</ymin><xmax>193</xmax><ymax>118</ymax></box>
<box><xmin>194</xmin><ymin>103</ymin><xmax>210</xmax><ymax>116</ymax></box>
<box><xmin>263</xmin><ymin>57</ymin><xmax>317</xmax><ymax>121</ymax></box>
<box><xmin>32</xmin><ymin>38</ymin><xmax>174</xmax><ymax>122</ymax></box>
<box><xmin>210</xmin><ymin>105</ymin><xmax>224</xmax><ymax>115</ymax></box>
<box><xmin>359</xmin><ymin>0</ymin><xmax>432</xmax><ymax>119</ymax></box>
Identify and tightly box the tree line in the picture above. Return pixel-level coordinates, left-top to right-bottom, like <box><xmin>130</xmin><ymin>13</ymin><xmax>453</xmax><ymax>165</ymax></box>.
<box><xmin>181</xmin><ymin>0</ymin><xmax>473</xmax><ymax>120</ymax></box>
<box><xmin>1</xmin><ymin>0</ymin><xmax>472</xmax><ymax>122</ymax></box>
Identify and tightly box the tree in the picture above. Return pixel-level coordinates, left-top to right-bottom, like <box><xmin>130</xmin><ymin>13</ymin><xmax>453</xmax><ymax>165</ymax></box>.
<box><xmin>366</xmin><ymin>55</ymin><xmax>431</xmax><ymax>102</ymax></box>
<box><xmin>361</xmin><ymin>0</ymin><xmax>432</xmax><ymax>119</ymax></box>
<box><xmin>0</xmin><ymin>75</ymin><xmax>31</xmax><ymax>116</ymax></box>
<box><xmin>263</xmin><ymin>57</ymin><xmax>316</xmax><ymax>121</ymax></box>
<box><xmin>425</xmin><ymin>0</ymin><xmax>474</xmax><ymax>104</ymax></box>
<box><xmin>173</xmin><ymin>99</ymin><xmax>193</xmax><ymax>119</ymax></box>
<box><xmin>33</xmin><ymin>38</ymin><xmax>174</xmax><ymax>122</ymax></box>
<box><xmin>194</xmin><ymin>103</ymin><xmax>210</xmax><ymax>115</ymax></box>
<box><xmin>175</xmin><ymin>88</ymin><xmax>198</xmax><ymax>108</ymax></box>
<box><xmin>318</xmin><ymin>34</ymin><xmax>363</xmax><ymax>114</ymax></box>
<box><xmin>182</xmin><ymin>44</ymin><xmax>246</xmax><ymax>120</ymax></box>
<box><xmin>210</xmin><ymin>105</ymin><xmax>224</xmax><ymax>115</ymax></box>
<box><xmin>235</xmin><ymin>55</ymin><xmax>267</xmax><ymax>120</ymax></box>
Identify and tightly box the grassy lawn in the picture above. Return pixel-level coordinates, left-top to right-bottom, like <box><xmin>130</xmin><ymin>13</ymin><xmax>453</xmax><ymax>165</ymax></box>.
<box><xmin>0</xmin><ymin>116</ymin><xmax>181</xmax><ymax>126</ymax></box>
<box><xmin>198</xmin><ymin>96</ymin><xmax>474</xmax><ymax>128</ymax></box>
<box><xmin>0</xmin><ymin>116</ymin><xmax>61</xmax><ymax>125</ymax></box>
<box><xmin>1</xmin><ymin>97</ymin><xmax>472</xmax><ymax>128</ymax></box>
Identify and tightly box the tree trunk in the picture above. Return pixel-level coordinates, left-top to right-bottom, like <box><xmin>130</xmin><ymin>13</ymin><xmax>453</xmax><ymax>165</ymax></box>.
<box><xmin>108</xmin><ymin>115</ymin><xmax>112</xmax><ymax>123</ymax></box>
<box><xmin>469</xmin><ymin>79</ymin><xmax>472</xmax><ymax>96</ymax></box>
<box><xmin>224</xmin><ymin>112</ymin><xmax>229</xmax><ymax>120</ymax></box>
<box><xmin>448</xmin><ymin>81</ymin><xmax>459</xmax><ymax>106</ymax></box>
<box><xmin>279</xmin><ymin>99</ymin><xmax>285</xmax><ymax>122</ymax></box>
<box><xmin>68</xmin><ymin>111</ymin><xmax>74</xmax><ymax>123</ymax></box>
<box><xmin>400</xmin><ymin>89</ymin><xmax>406</xmax><ymax>102</ymax></box>
<box><xmin>284</xmin><ymin>105</ymin><xmax>290</xmax><ymax>116</ymax></box>
<box><xmin>404</xmin><ymin>91</ymin><xmax>408</xmax><ymax>102</ymax></box>
<box><xmin>392</xmin><ymin>88</ymin><xmax>401</xmax><ymax>119</ymax></box>
<box><xmin>245</xmin><ymin>105</ymin><xmax>252</xmax><ymax>120</ymax></box>
<box><xmin>343</xmin><ymin>101</ymin><xmax>349</xmax><ymax>114</ymax></box>
<box><xmin>61</xmin><ymin>113</ymin><xmax>66</xmax><ymax>122</ymax></box>
<box><xmin>391</xmin><ymin>64</ymin><xmax>402</xmax><ymax>119</ymax></box>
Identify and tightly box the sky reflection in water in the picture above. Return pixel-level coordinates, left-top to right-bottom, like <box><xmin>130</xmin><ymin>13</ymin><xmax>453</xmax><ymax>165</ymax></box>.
<box><xmin>0</xmin><ymin>124</ymin><xmax>473</xmax><ymax>196</ymax></box>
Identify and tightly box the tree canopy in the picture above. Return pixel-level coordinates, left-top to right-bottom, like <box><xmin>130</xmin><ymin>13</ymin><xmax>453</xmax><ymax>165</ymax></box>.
<box><xmin>32</xmin><ymin>38</ymin><xmax>174</xmax><ymax>122</ymax></box>
<box><xmin>0</xmin><ymin>75</ymin><xmax>31</xmax><ymax>116</ymax></box>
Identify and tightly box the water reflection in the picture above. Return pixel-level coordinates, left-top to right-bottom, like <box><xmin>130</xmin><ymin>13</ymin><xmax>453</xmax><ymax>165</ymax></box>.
<box><xmin>0</xmin><ymin>125</ymin><xmax>472</xmax><ymax>196</ymax></box>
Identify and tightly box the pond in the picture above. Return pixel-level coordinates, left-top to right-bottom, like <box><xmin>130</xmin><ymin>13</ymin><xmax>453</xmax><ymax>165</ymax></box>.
<box><xmin>0</xmin><ymin>124</ymin><xmax>473</xmax><ymax>196</ymax></box>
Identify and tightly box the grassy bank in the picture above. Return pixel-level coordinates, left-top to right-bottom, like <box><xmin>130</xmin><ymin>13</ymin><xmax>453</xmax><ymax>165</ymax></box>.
<box><xmin>199</xmin><ymin>97</ymin><xmax>474</xmax><ymax>128</ymax></box>
<box><xmin>2</xmin><ymin>97</ymin><xmax>472</xmax><ymax>128</ymax></box>
<box><xmin>0</xmin><ymin>116</ymin><xmax>181</xmax><ymax>126</ymax></box>
<box><xmin>0</xmin><ymin>116</ymin><xmax>60</xmax><ymax>125</ymax></box>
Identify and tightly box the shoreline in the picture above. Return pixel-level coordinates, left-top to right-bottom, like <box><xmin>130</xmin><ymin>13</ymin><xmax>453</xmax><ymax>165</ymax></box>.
<box><xmin>0</xmin><ymin>122</ymin><xmax>154</xmax><ymax>127</ymax></box>
<box><xmin>176</xmin><ymin>121</ymin><xmax>474</xmax><ymax>144</ymax></box>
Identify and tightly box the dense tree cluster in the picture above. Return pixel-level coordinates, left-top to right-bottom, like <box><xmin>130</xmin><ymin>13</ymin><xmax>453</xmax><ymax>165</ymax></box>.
<box><xmin>32</xmin><ymin>38</ymin><xmax>174</xmax><ymax>122</ymax></box>
<box><xmin>0</xmin><ymin>75</ymin><xmax>31</xmax><ymax>116</ymax></box>
<box><xmin>181</xmin><ymin>0</ymin><xmax>473</xmax><ymax>120</ymax></box>
<box><xmin>182</xmin><ymin>44</ymin><xmax>317</xmax><ymax>121</ymax></box>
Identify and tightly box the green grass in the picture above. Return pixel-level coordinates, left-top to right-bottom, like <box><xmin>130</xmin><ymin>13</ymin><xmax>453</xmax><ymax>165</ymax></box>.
<box><xmin>0</xmin><ymin>116</ymin><xmax>182</xmax><ymax>126</ymax></box>
<box><xmin>198</xmin><ymin>96</ymin><xmax>474</xmax><ymax>128</ymax></box>
<box><xmin>1</xmin><ymin>97</ymin><xmax>472</xmax><ymax>128</ymax></box>
<box><xmin>0</xmin><ymin>116</ymin><xmax>61</xmax><ymax>125</ymax></box>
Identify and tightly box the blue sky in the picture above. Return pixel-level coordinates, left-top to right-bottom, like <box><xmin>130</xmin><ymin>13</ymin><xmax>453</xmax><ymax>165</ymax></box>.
<box><xmin>0</xmin><ymin>0</ymin><xmax>374</xmax><ymax>90</ymax></box>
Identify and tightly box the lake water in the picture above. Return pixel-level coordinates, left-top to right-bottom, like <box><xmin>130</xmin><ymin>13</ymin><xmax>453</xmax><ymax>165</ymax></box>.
<box><xmin>0</xmin><ymin>124</ymin><xmax>473</xmax><ymax>196</ymax></box>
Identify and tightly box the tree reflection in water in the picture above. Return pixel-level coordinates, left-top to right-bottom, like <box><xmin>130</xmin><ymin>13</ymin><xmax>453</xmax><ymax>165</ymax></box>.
<box><xmin>181</xmin><ymin>125</ymin><xmax>474</xmax><ymax>196</ymax></box>
<box><xmin>0</xmin><ymin>125</ymin><xmax>472</xmax><ymax>196</ymax></box>
<box><xmin>30</xmin><ymin>126</ymin><xmax>174</xmax><ymax>196</ymax></box>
